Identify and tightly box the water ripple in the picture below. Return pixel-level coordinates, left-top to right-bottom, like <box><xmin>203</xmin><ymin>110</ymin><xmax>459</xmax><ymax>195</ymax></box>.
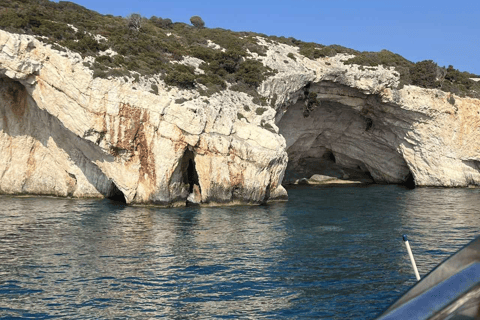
<box><xmin>0</xmin><ymin>186</ymin><xmax>479</xmax><ymax>319</ymax></box>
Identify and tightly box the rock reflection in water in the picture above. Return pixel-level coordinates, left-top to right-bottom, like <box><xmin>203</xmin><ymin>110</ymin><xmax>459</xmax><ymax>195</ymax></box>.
<box><xmin>1</xmin><ymin>185</ymin><xmax>480</xmax><ymax>319</ymax></box>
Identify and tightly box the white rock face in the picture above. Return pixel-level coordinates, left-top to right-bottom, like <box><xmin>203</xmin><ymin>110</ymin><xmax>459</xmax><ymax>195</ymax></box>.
<box><xmin>1</xmin><ymin>28</ymin><xmax>480</xmax><ymax>208</ymax></box>
<box><xmin>254</xmin><ymin>39</ymin><xmax>480</xmax><ymax>187</ymax></box>
<box><xmin>0</xmin><ymin>30</ymin><xmax>287</xmax><ymax>205</ymax></box>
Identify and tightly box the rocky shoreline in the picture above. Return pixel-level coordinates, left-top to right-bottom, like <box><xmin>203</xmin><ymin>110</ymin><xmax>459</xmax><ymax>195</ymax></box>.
<box><xmin>2</xmin><ymin>29</ymin><xmax>480</xmax><ymax>206</ymax></box>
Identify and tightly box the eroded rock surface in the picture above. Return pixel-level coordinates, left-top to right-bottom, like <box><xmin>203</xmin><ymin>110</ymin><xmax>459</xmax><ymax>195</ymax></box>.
<box><xmin>0</xmin><ymin>30</ymin><xmax>287</xmax><ymax>205</ymax></box>
<box><xmin>2</xmin><ymin>29</ymin><xmax>480</xmax><ymax>208</ymax></box>
<box><xmin>256</xmin><ymin>39</ymin><xmax>480</xmax><ymax>187</ymax></box>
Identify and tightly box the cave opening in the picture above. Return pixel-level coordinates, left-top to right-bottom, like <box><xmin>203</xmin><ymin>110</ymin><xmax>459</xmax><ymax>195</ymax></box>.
<box><xmin>402</xmin><ymin>172</ymin><xmax>416</xmax><ymax>189</ymax></box>
<box><xmin>365</xmin><ymin>117</ymin><xmax>373</xmax><ymax>131</ymax></box>
<box><xmin>181</xmin><ymin>149</ymin><xmax>200</xmax><ymax>194</ymax></box>
<box><xmin>323</xmin><ymin>150</ymin><xmax>336</xmax><ymax>163</ymax></box>
<box><xmin>0</xmin><ymin>77</ymin><xmax>28</xmax><ymax>119</ymax></box>
<box><xmin>107</xmin><ymin>182</ymin><xmax>126</xmax><ymax>203</ymax></box>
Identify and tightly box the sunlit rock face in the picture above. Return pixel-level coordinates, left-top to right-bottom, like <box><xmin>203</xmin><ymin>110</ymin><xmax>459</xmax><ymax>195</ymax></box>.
<box><xmin>274</xmin><ymin>81</ymin><xmax>480</xmax><ymax>187</ymax></box>
<box><xmin>0</xmin><ymin>30</ymin><xmax>287</xmax><ymax>205</ymax></box>
<box><xmin>256</xmin><ymin>38</ymin><xmax>480</xmax><ymax>187</ymax></box>
<box><xmin>277</xmin><ymin>82</ymin><xmax>412</xmax><ymax>185</ymax></box>
<box><xmin>1</xmin><ymin>28</ymin><xmax>480</xmax><ymax>207</ymax></box>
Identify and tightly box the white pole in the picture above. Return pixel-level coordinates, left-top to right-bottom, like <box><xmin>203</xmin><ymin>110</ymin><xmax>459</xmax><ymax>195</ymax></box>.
<box><xmin>403</xmin><ymin>234</ymin><xmax>421</xmax><ymax>281</ymax></box>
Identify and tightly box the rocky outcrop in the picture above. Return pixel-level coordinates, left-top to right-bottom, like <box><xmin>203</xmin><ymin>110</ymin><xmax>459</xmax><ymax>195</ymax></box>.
<box><xmin>0</xmin><ymin>30</ymin><xmax>287</xmax><ymax>205</ymax></box>
<box><xmin>256</xmin><ymin>39</ymin><xmax>480</xmax><ymax>187</ymax></box>
<box><xmin>1</xmin><ymin>29</ymin><xmax>480</xmax><ymax>207</ymax></box>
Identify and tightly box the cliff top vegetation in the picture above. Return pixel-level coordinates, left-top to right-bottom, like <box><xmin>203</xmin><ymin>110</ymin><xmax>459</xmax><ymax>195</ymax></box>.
<box><xmin>1</xmin><ymin>0</ymin><xmax>479</xmax><ymax>98</ymax></box>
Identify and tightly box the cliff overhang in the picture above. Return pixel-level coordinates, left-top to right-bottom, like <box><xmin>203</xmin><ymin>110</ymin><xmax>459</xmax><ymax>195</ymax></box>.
<box><xmin>1</xmin><ymin>29</ymin><xmax>480</xmax><ymax>206</ymax></box>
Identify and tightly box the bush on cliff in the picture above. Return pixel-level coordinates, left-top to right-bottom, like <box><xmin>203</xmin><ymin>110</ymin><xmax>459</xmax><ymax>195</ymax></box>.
<box><xmin>298</xmin><ymin>42</ymin><xmax>359</xmax><ymax>59</ymax></box>
<box><xmin>164</xmin><ymin>64</ymin><xmax>196</xmax><ymax>88</ymax></box>
<box><xmin>410</xmin><ymin>60</ymin><xmax>438</xmax><ymax>89</ymax></box>
<box><xmin>344</xmin><ymin>49</ymin><xmax>413</xmax><ymax>86</ymax></box>
<box><xmin>1</xmin><ymin>0</ymin><xmax>478</xmax><ymax>98</ymax></box>
<box><xmin>0</xmin><ymin>1</ymin><xmax>275</xmax><ymax>95</ymax></box>
<box><xmin>149</xmin><ymin>16</ymin><xmax>171</xmax><ymax>29</ymax></box>
<box><xmin>190</xmin><ymin>16</ymin><xmax>205</xmax><ymax>28</ymax></box>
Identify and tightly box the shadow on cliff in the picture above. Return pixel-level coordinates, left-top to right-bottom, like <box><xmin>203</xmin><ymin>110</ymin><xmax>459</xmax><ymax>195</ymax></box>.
<box><xmin>0</xmin><ymin>77</ymin><xmax>125</xmax><ymax>202</ymax></box>
<box><xmin>277</xmin><ymin>81</ymin><xmax>425</xmax><ymax>188</ymax></box>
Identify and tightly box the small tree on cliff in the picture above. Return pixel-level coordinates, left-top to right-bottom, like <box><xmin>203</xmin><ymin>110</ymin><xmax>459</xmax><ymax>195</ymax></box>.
<box><xmin>150</xmin><ymin>16</ymin><xmax>173</xmax><ymax>29</ymax></box>
<box><xmin>190</xmin><ymin>15</ymin><xmax>205</xmax><ymax>28</ymax></box>
<box><xmin>410</xmin><ymin>60</ymin><xmax>437</xmax><ymax>89</ymax></box>
<box><xmin>127</xmin><ymin>13</ymin><xmax>142</xmax><ymax>31</ymax></box>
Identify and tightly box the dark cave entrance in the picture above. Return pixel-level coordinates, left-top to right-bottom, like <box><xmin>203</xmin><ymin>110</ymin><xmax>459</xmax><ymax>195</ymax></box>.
<box><xmin>402</xmin><ymin>172</ymin><xmax>416</xmax><ymax>189</ymax></box>
<box><xmin>181</xmin><ymin>149</ymin><xmax>200</xmax><ymax>194</ymax></box>
<box><xmin>323</xmin><ymin>150</ymin><xmax>336</xmax><ymax>163</ymax></box>
<box><xmin>107</xmin><ymin>182</ymin><xmax>126</xmax><ymax>203</ymax></box>
<box><xmin>356</xmin><ymin>165</ymin><xmax>375</xmax><ymax>182</ymax></box>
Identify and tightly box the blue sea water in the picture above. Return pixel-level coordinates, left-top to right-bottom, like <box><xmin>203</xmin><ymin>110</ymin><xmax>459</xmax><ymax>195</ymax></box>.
<box><xmin>1</xmin><ymin>184</ymin><xmax>480</xmax><ymax>319</ymax></box>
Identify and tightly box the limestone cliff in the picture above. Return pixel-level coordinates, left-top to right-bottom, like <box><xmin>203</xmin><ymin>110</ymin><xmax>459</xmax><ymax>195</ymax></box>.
<box><xmin>256</xmin><ymin>39</ymin><xmax>480</xmax><ymax>187</ymax></box>
<box><xmin>0</xmin><ymin>30</ymin><xmax>287</xmax><ymax>205</ymax></box>
<box><xmin>1</xmin><ymin>28</ymin><xmax>480</xmax><ymax>206</ymax></box>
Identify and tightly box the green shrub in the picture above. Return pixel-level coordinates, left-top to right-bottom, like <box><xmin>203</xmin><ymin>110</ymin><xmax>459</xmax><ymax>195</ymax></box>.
<box><xmin>270</xmin><ymin>93</ymin><xmax>278</xmax><ymax>107</ymax></box>
<box><xmin>95</xmin><ymin>55</ymin><xmax>113</xmax><ymax>64</ymax></box>
<box><xmin>93</xmin><ymin>68</ymin><xmax>107</xmax><ymax>78</ymax></box>
<box><xmin>256</xmin><ymin>107</ymin><xmax>268</xmax><ymax>115</ymax></box>
<box><xmin>262</xmin><ymin>122</ymin><xmax>276</xmax><ymax>133</ymax></box>
<box><xmin>51</xmin><ymin>43</ymin><xmax>66</xmax><ymax>52</ymax></box>
<box><xmin>298</xmin><ymin>42</ymin><xmax>321</xmax><ymax>59</ymax></box>
<box><xmin>164</xmin><ymin>64</ymin><xmax>196</xmax><ymax>88</ymax></box>
<box><xmin>106</xmin><ymin>68</ymin><xmax>128</xmax><ymax>78</ymax></box>
<box><xmin>189</xmin><ymin>46</ymin><xmax>216</xmax><ymax>61</ymax></box>
<box><xmin>287</xmin><ymin>52</ymin><xmax>296</xmax><ymax>61</ymax></box>
<box><xmin>208</xmin><ymin>49</ymin><xmax>245</xmax><ymax>74</ymax></box>
<box><xmin>65</xmin><ymin>33</ymin><xmax>108</xmax><ymax>55</ymax></box>
<box><xmin>0</xmin><ymin>11</ymin><xmax>23</xmax><ymax>29</ymax></box>
<box><xmin>298</xmin><ymin>43</ymin><xmax>358</xmax><ymax>59</ymax></box>
<box><xmin>448</xmin><ymin>94</ymin><xmax>456</xmax><ymax>105</ymax></box>
<box><xmin>344</xmin><ymin>50</ymin><xmax>413</xmax><ymax>86</ymax></box>
<box><xmin>314</xmin><ymin>46</ymin><xmax>336</xmax><ymax>58</ymax></box>
<box><xmin>150</xmin><ymin>16</ymin><xmax>173</xmax><ymax>29</ymax></box>
<box><xmin>175</xmin><ymin>98</ymin><xmax>187</xmax><ymax>104</ymax></box>
<box><xmin>2</xmin><ymin>0</ymin><xmax>478</xmax><ymax>97</ymax></box>
<box><xmin>326</xmin><ymin>44</ymin><xmax>359</xmax><ymax>56</ymax></box>
<box><xmin>113</xmin><ymin>54</ymin><xmax>125</xmax><ymax>66</ymax></box>
<box><xmin>197</xmin><ymin>47</ymin><xmax>274</xmax><ymax>92</ymax></box>
<box><xmin>252</xmin><ymin>96</ymin><xmax>267</xmax><ymax>106</ymax></box>
<box><xmin>235</xmin><ymin>60</ymin><xmax>268</xmax><ymax>88</ymax></box>
<box><xmin>190</xmin><ymin>16</ymin><xmax>205</xmax><ymax>28</ymax></box>
<box><xmin>344</xmin><ymin>49</ymin><xmax>412</xmax><ymax>68</ymax></box>
<box><xmin>196</xmin><ymin>73</ymin><xmax>226</xmax><ymax>88</ymax></box>
<box><xmin>410</xmin><ymin>60</ymin><xmax>437</xmax><ymax>89</ymax></box>
<box><xmin>126</xmin><ymin>13</ymin><xmax>142</xmax><ymax>31</ymax></box>
<box><xmin>243</xmin><ymin>37</ymin><xmax>267</xmax><ymax>56</ymax></box>
<box><xmin>230</xmin><ymin>82</ymin><xmax>258</xmax><ymax>95</ymax></box>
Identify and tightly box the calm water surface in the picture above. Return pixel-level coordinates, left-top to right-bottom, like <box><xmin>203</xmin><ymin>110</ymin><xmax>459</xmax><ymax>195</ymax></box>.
<box><xmin>1</xmin><ymin>185</ymin><xmax>480</xmax><ymax>319</ymax></box>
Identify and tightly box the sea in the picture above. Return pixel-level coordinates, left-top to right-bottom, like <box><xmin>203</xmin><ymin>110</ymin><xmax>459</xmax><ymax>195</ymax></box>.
<box><xmin>1</xmin><ymin>184</ymin><xmax>480</xmax><ymax>319</ymax></box>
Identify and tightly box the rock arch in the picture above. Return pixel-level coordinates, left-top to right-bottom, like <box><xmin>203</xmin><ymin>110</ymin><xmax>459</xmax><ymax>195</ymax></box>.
<box><xmin>107</xmin><ymin>182</ymin><xmax>126</xmax><ymax>203</ymax></box>
<box><xmin>276</xmin><ymin>81</ymin><xmax>414</xmax><ymax>186</ymax></box>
